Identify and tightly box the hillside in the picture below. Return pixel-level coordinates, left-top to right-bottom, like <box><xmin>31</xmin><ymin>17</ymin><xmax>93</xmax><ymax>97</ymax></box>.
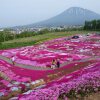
<box><xmin>1</xmin><ymin>31</ymin><xmax>96</xmax><ymax>50</ymax></box>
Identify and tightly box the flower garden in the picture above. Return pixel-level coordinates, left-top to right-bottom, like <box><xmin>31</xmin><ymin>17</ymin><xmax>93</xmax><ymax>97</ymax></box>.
<box><xmin>0</xmin><ymin>33</ymin><xmax>100</xmax><ymax>100</ymax></box>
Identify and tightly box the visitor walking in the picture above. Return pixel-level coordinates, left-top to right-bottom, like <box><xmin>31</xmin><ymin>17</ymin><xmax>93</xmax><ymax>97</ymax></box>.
<box><xmin>56</xmin><ymin>59</ymin><xmax>60</xmax><ymax>68</ymax></box>
<box><xmin>11</xmin><ymin>56</ymin><xmax>16</xmax><ymax>65</ymax></box>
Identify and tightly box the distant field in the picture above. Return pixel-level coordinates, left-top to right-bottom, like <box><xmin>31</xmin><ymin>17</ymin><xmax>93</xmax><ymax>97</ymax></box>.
<box><xmin>0</xmin><ymin>31</ymin><xmax>97</xmax><ymax>49</ymax></box>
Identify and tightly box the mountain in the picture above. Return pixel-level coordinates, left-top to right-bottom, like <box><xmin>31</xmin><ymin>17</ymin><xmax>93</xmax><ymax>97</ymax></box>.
<box><xmin>29</xmin><ymin>7</ymin><xmax>100</xmax><ymax>27</ymax></box>
<box><xmin>13</xmin><ymin>7</ymin><xmax>100</xmax><ymax>28</ymax></box>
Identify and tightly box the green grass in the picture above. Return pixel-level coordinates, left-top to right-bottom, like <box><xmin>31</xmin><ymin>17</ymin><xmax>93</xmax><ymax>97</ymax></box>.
<box><xmin>0</xmin><ymin>31</ymin><xmax>98</xmax><ymax>50</ymax></box>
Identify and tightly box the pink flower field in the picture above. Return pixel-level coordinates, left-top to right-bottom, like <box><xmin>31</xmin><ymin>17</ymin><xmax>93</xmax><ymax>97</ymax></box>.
<box><xmin>0</xmin><ymin>33</ymin><xmax>100</xmax><ymax>100</ymax></box>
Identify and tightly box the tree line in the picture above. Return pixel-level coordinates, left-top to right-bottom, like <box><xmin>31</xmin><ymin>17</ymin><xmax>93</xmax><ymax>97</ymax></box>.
<box><xmin>84</xmin><ymin>20</ymin><xmax>100</xmax><ymax>30</ymax></box>
<box><xmin>0</xmin><ymin>29</ymin><xmax>49</xmax><ymax>43</ymax></box>
<box><xmin>0</xmin><ymin>27</ymin><xmax>82</xmax><ymax>43</ymax></box>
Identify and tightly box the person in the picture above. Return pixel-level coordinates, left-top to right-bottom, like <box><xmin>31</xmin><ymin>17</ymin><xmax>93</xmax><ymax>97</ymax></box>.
<box><xmin>11</xmin><ymin>56</ymin><xmax>16</xmax><ymax>65</ymax></box>
<box><xmin>51</xmin><ymin>59</ymin><xmax>56</xmax><ymax>69</ymax></box>
<box><xmin>56</xmin><ymin>59</ymin><xmax>60</xmax><ymax>68</ymax></box>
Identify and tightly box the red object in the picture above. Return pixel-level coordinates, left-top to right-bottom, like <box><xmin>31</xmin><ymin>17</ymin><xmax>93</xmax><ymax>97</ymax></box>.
<box><xmin>19</xmin><ymin>84</ymin><xmax>26</xmax><ymax>91</ymax></box>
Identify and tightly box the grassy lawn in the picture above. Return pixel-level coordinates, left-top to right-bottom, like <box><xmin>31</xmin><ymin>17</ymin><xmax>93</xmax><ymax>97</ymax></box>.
<box><xmin>0</xmin><ymin>31</ymin><xmax>97</xmax><ymax>50</ymax></box>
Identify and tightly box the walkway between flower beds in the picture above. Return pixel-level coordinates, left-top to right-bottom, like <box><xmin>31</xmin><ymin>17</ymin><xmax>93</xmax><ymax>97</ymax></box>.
<box><xmin>0</xmin><ymin>55</ymin><xmax>99</xmax><ymax>71</ymax></box>
<box><xmin>0</xmin><ymin>55</ymin><xmax>51</xmax><ymax>70</ymax></box>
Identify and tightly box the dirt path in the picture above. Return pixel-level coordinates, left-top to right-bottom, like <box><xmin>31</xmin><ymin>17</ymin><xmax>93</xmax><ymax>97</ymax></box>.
<box><xmin>0</xmin><ymin>55</ymin><xmax>99</xmax><ymax>71</ymax></box>
<box><xmin>45</xmin><ymin>59</ymin><xmax>97</xmax><ymax>83</ymax></box>
<box><xmin>0</xmin><ymin>55</ymin><xmax>51</xmax><ymax>70</ymax></box>
<box><xmin>84</xmin><ymin>92</ymin><xmax>100</xmax><ymax>100</ymax></box>
<box><xmin>68</xmin><ymin>92</ymin><xmax>100</xmax><ymax>100</ymax></box>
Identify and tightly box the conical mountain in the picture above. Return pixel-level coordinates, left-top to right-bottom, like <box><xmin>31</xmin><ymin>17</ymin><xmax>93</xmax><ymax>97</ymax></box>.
<box><xmin>31</xmin><ymin>7</ymin><xmax>100</xmax><ymax>27</ymax></box>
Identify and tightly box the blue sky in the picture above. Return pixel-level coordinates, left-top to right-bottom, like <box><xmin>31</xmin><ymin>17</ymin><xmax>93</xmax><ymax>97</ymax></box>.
<box><xmin>0</xmin><ymin>0</ymin><xmax>100</xmax><ymax>28</ymax></box>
